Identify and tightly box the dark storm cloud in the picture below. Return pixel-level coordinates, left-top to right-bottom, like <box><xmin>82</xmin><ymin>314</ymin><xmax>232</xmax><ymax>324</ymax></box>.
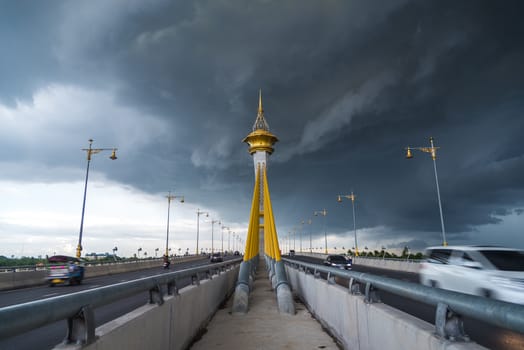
<box><xmin>3</xmin><ymin>0</ymin><xmax>524</xmax><ymax>247</ymax></box>
<box><xmin>0</xmin><ymin>1</ymin><xmax>64</xmax><ymax>105</ymax></box>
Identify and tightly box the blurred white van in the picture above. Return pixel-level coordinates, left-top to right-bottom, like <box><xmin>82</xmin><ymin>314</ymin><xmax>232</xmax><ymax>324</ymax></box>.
<box><xmin>419</xmin><ymin>246</ymin><xmax>524</xmax><ymax>304</ymax></box>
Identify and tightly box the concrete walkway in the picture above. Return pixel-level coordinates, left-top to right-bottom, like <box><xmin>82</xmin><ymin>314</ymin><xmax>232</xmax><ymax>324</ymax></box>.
<box><xmin>191</xmin><ymin>260</ymin><xmax>341</xmax><ymax>350</ymax></box>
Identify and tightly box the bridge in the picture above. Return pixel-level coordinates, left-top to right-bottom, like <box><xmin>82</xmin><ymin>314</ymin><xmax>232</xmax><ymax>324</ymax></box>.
<box><xmin>1</xmin><ymin>253</ymin><xmax>523</xmax><ymax>349</ymax></box>
<box><xmin>1</xmin><ymin>93</ymin><xmax>524</xmax><ymax>349</ymax></box>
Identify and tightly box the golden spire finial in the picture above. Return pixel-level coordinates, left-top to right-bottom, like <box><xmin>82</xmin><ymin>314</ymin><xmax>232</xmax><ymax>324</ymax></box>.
<box><xmin>258</xmin><ymin>89</ymin><xmax>263</xmax><ymax>116</ymax></box>
<box><xmin>251</xmin><ymin>89</ymin><xmax>270</xmax><ymax>132</ymax></box>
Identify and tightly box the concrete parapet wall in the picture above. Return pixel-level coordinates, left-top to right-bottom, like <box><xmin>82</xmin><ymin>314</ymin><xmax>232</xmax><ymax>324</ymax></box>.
<box><xmin>285</xmin><ymin>265</ymin><xmax>487</xmax><ymax>350</ymax></box>
<box><xmin>0</xmin><ymin>256</ymin><xmax>205</xmax><ymax>291</ymax></box>
<box><xmin>298</xmin><ymin>252</ymin><xmax>420</xmax><ymax>273</ymax></box>
<box><xmin>353</xmin><ymin>256</ymin><xmax>420</xmax><ymax>273</ymax></box>
<box><xmin>74</xmin><ymin>265</ymin><xmax>239</xmax><ymax>350</ymax></box>
<box><xmin>0</xmin><ymin>270</ymin><xmax>46</xmax><ymax>291</ymax></box>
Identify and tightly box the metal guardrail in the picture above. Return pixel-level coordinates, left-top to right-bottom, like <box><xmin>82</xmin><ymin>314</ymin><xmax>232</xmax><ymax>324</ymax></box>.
<box><xmin>0</xmin><ymin>258</ymin><xmax>242</xmax><ymax>344</ymax></box>
<box><xmin>0</xmin><ymin>255</ymin><xmax>201</xmax><ymax>273</ymax></box>
<box><xmin>283</xmin><ymin>258</ymin><xmax>524</xmax><ymax>340</ymax></box>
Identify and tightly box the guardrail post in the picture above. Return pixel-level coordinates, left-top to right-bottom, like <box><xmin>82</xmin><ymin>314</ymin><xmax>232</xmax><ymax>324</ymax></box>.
<box><xmin>149</xmin><ymin>284</ymin><xmax>164</xmax><ymax>305</ymax></box>
<box><xmin>65</xmin><ymin>305</ymin><xmax>95</xmax><ymax>345</ymax></box>
<box><xmin>364</xmin><ymin>282</ymin><xmax>380</xmax><ymax>303</ymax></box>
<box><xmin>192</xmin><ymin>273</ymin><xmax>201</xmax><ymax>285</ymax></box>
<box><xmin>167</xmin><ymin>279</ymin><xmax>178</xmax><ymax>295</ymax></box>
<box><xmin>348</xmin><ymin>277</ymin><xmax>361</xmax><ymax>295</ymax></box>
<box><xmin>327</xmin><ymin>272</ymin><xmax>336</xmax><ymax>284</ymax></box>
<box><xmin>435</xmin><ymin>302</ymin><xmax>469</xmax><ymax>341</ymax></box>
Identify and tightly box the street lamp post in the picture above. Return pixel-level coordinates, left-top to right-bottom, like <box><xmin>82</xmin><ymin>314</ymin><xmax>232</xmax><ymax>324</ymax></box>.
<box><xmin>221</xmin><ymin>225</ymin><xmax>229</xmax><ymax>253</ymax></box>
<box><xmin>196</xmin><ymin>209</ymin><xmax>209</xmax><ymax>255</ymax></box>
<box><xmin>405</xmin><ymin>137</ymin><xmax>447</xmax><ymax>246</ymax></box>
<box><xmin>337</xmin><ymin>192</ymin><xmax>358</xmax><ymax>256</ymax></box>
<box><xmin>77</xmin><ymin>139</ymin><xmax>117</xmax><ymax>258</ymax></box>
<box><xmin>314</xmin><ymin>209</ymin><xmax>328</xmax><ymax>254</ymax></box>
<box><xmin>293</xmin><ymin>227</ymin><xmax>296</xmax><ymax>251</ymax></box>
<box><xmin>307</xmin><ymin>219</ymin><xmax>312</xmax><ymax>253</ymax></box>
<box><xmin>227</xmin><ymin>228</ymin><xmax>231</xmax><ymax>252</ymax></box>
<box><xmin>211</xmin><ymin>219</ymin><xmax>221</xmax><ymax>253</ymax></box>
<box><xmin>165</xmin><ymin>191</ymin><xmax>184</xmax><ymax>257</ymax></box>
<box><xmin>300</xmin><ymin>220</ymin><xmax>304</xmax><ymax>253</ymax></box>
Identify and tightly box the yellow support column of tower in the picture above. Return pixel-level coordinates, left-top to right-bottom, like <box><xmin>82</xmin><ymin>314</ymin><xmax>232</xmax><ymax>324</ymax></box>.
<box><xmin>263</xmin><ymin>166</ymin><xmax>281</xmax><ymax>261</ymax></box>
<box><xmin>243</xmin><ymin>165</ymin><xmax>261</xmax><ymax>261</ymax></box>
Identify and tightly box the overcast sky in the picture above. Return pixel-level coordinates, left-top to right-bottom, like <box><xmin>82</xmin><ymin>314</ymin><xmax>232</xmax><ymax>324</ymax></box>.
<box><xmin>1</xmin><ymin>0</ymin><xmax>523</xmax><ymax>258</ymax></box>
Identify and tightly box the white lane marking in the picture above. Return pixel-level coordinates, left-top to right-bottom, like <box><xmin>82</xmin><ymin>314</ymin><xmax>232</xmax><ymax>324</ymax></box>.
<box><xmin>88</xmin><ymin>285</ymin><xmax>101</xmax><ymax>289</ymax></box>
<box><xmin>42</xmin><ymin>293</ymin><xmax>59</xmax><ymax>297</ymax></box>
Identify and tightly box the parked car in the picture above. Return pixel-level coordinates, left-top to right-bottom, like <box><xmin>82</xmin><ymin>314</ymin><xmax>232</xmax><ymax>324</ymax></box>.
<box><xmin>419</xmin><ymin>246</ymin><xmax>524</xmax><ymax>304</ymax></box>
<box><xmin>323</xmin><ymin>255</ymin><xmax>352</xmax><ymax>269</ymax></box>
<box><xmin>46</xmin><ymin>255</ymin><xmax>85</xmax><ymax>286</ymax></box>
<box><xmin>210</xmin><ymin>253</ymin><xmax>223</xmax><ymax>263</ymax></box>
<box><xmin>289</xmin><ymin>250</ymin><xmax>295</xmax><ymax>257</ymax></box>
<box><xmin>233</xmin><ymin>251</ymin><xmax>240</xmax><ymax>256</ymax></box>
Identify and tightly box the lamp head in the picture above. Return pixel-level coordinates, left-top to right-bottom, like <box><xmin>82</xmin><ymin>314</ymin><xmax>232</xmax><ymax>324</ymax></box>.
<box><xmin>109</xmin><ymin>149</ymin><xmax>117</xmax><ymax>160</ymax></box>
<box><xmin>337</xmin><ymin>195</ymin><xmax>342</xmax><ymax>203</ymax></box>
<box><xmin>405</xmin><ymin>147</ymin><xmax>413</xmax><ymax>159</ymax></box>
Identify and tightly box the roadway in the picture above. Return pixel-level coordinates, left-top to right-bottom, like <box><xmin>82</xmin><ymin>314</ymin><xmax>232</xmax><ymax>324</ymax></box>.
<box><xmin>2</xmin><ymin>255</ymin><xmax>523</xmax><ymax>350</ymax></box>
<box><xmin>289</xmin><ymin>255</ymin><xmax>524</xmax><ymax>350</ymax></box>
<box><xmin>0</xmin><ymin>257</ymin><xmax>217</xmax><ymax>350</ymax></box>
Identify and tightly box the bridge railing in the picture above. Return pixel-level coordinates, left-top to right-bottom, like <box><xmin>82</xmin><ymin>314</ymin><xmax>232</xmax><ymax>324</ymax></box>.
<box><xmin>283</xmin><ymin>258</ymin><xmax>524</xmax><ymax>339</ymax></box>
<box><xmin>0</xmin><ymin>258</ymin><xmax>242</xmax><ymax>344</ymax></box>
<box><xmin>0</xmin><ymin>255</ymin><xmax>204</xmax><ymax>273</ymax></box>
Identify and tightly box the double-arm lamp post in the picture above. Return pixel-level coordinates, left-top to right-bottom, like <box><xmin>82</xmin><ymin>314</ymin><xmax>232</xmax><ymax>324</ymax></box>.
<box><xmin>314</xmin><ymin>209</ymin><xmax>328</xmax><ymax>254</ymax></box>
<box><xmin>221</xmin><ymin>225</ymin><xmax>229</xmax><ymax>253</ymax></box>
<box><xmin>306</xmin><ymin>219</ymin><xmax>312</xmax><ymax>252</ymax></box>
<box><xmin>337</xmin><ymin>192</ymin><xmax>358</xmax><ymax>256</ymax></box>
<box><xmin>405</xmin><ymin>137</ymin><xmax>447</xmax><ymax>246</ymax></box>
<box><xmin>165</xmin><ymin>192</ymin><xmax>184</xmax><ymax>257</ymax></box>
<box><xmin>210</xmin><ymin>219</ymin><xmax>221</xmax><ymax>253</ymax></box>
<box><xmin>196</xmin><ymin>209</ymin><xmax>208</xmax><ymax>255</ymax></box>
<box><xmin>77</xmin><ymin>139</ymin><xmax>117</xmax><ymax>258</ymax></box>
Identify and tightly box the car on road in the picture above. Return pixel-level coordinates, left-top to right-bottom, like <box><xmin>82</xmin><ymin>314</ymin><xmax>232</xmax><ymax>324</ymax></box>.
<box><xmin>233</xmin><ymin>251</ymin><xmax>240</xmax><ymax>256</ymax></box>
<box><xmin>46</xmin><ymin>255</ymin><xmax>85</xmax><ymax>286</ymax></box>
<box><xmin>323</xmin><ymin>255</ymin><xmax>352</xmax><ymax>269</ymax></box>
<box><xmin>210</xmin><ymin>253</ymin><xmax>223</xmax><ymax>263</ymax></box>
<box><xmin>289</xmin><ymin>250</ymin><xmax>295</xmax><ymax>257</ymax></box>
<box><xmin>419</xmin><ymin>246</ymin><xmax>524</xmax><ymax>304</ymax></box>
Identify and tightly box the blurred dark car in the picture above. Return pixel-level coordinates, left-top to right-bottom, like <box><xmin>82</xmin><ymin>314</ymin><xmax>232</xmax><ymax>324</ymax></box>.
<box><xmin>210</xmin><ymin>253</ymin><xmax>223</xmax><ymax>263</ymax></box>
<box><xmin>323</xmin><ymin>255</ymin><xmax>352</xmax><ymax>270</ymax></box>
<box><xmin>233</xmin><ymin>251</ymin><xmax>240</xmax><ymax>256</ymax></box>
<box><xmin>46</xmin><ymin>255</ymin><xmax>85</xmax><ymax>286</ymax></box>
<box><xmin>289</xmin><ymin>250</ymin><xmax>295</xmax><ymax>257</ymax></box>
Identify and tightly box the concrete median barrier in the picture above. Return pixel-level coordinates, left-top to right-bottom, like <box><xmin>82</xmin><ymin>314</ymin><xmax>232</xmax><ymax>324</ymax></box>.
<box><xmin>0</xmin><ymin>256</ymin><xmax>206</xmax><ymax>291</ymax></box>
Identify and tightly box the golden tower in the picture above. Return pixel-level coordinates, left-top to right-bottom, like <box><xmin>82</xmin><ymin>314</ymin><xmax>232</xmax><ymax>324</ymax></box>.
<box><xmin>233</xmin><ymin>90</ymin><xmax>294</xmax><ymax>314</ymax></box>
<box><xmin>242</xmin><ymin>90</ymin><xmax>280</xmax><ymax>260</ymax></box>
